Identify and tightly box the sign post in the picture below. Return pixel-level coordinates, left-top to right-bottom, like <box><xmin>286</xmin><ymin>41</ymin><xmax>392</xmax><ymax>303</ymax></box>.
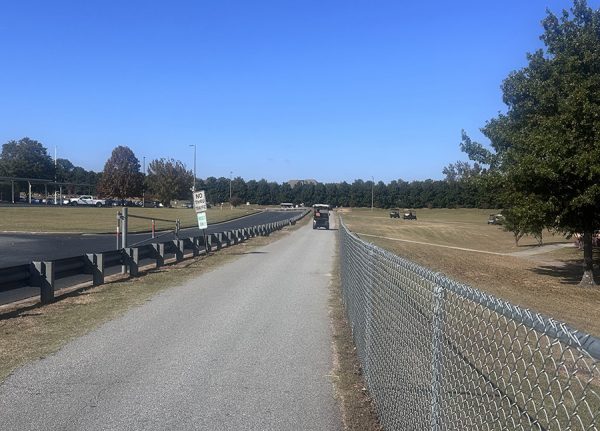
<box><xmin>194</xmin><ymin>190</ymin><xmax>208</xmax><ymax>252</ymax></box>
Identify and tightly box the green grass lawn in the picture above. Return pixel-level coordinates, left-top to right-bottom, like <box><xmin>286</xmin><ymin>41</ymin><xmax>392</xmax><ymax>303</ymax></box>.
<box><xmin>0</xmin><ymin>206</ymin><xmax>259</xmax><ymax>233</ymax></box>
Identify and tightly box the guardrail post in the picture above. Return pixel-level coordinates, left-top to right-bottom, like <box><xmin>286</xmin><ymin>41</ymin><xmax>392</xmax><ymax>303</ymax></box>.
<box><xmin>90</xmin><ymin>253</ymin><xmax>105</xmax><ymax>285</ymax></box>
<box><xmin>215</xmin><ymin>233</ymin><xmax>224</xmax><ymax>249</ymax></box>
<box><xmin>192</xmin><ymin>236</ymin><xmax>201</xmax><ymax>257</ymax></box>
<box><xmin>126</xmin><ymin>247</ymin><xmax>140</xmax><ymax>276</ymax></box>
<box><xmin>225</xmin><ymin>231</ymin><xmax>233</xmax><ymax>246</ymax></box>
<box><xmin>208</xmin><ymin>233</ymin><xmax>219</xmax><ymax>251</ymax></box>
<box><xmin>173</xmin><ymin>240</ymin><xmax>184</xmax><ymax>262</ymax></box>
<box><xmin>153</xmin><ymin>243</ymin><xmax>165</xmax><ymax>268</ymax></box>
<box><xmin>39</xmin><ymin>261</ymin><xmax>54</xmax><ymax>304</ymax></box>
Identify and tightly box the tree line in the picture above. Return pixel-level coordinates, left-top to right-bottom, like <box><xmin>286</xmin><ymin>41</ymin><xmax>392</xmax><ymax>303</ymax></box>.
<box><xmin>0</xmin><ymin>138</ymin><xmax>499</xmax><ymax>208</ymax></box>
<box><xmin>0</xmin><ymin>138</ymin><xmax>100</xmax><ymax>196</ymax></box>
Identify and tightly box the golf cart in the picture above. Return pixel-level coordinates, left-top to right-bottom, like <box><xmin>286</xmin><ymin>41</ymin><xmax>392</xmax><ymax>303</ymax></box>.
<box><xmin>390</xmin><ymin>208</ymin><xmax>400</xmax><ymax>218</ymax></box>
<box><xmin>313</xmin><ymin>204</ymin><xmax>330</xmax><ymax>230</ymax></box>
<box><xmin>403</xmin><ymin>209</ymin><xmax>417</xmax><ymax>220</ymax></box>
<box><xmin>487</xmin><ymin>214</ymin><xmax>504</xmax><ymax>225</ymax></box>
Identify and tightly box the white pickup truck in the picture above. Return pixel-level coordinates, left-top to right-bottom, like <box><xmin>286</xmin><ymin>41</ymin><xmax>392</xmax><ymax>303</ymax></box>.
<box><xmin>69</xmin><ymin>195</ymin><xmax>107</xmax><ymax>207</ymax></box>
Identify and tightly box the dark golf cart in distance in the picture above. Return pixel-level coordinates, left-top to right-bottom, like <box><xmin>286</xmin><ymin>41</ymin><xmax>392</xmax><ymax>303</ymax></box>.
<box><xmin>390</xmin><ymin>208</ymin><xmax>400</xmax><ymax>218</ymax></box>
<box><xmin>403</xmin><ymin>209</ymin><xmax>417</xmax><ymax>220</ymax></box>
<box><xmin>487</xmin><ymin>213</ymin><xmax>504</xmax><ymax>225</ymax></box>
<box><xmin>313</xmin><ymin>204</ymin><xmax>330</xmax><ymax>229</ymax></box>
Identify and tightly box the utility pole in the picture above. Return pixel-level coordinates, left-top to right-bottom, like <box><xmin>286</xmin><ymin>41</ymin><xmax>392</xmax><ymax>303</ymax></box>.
<box><xmin>54</xmin><ymin>146</ymin><xmax>57</xmax><ymax>205</ymax></box>
<box><xmin>190</xmin><ymin>144</ymin><xmax>197</xmax><ymax>192</ymax></box>
<box><xmin>142</xmin><ymin>156</ymin><xmax>146</xmax><ymax>208</ymax></box>
<box><xmin>229</xmin><ymin>170</ymin><xmax>233</xmax><ymax>208</ymax></box>
<box><xmin>371</xmin><ymin>176</ymin><xmax>374</xmax><ymax>211</ymax></box>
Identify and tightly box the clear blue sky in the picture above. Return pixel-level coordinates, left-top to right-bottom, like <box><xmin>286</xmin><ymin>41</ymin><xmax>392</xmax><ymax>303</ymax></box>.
<box><xmin>1</xmin><ymin>1</ymin><xmax>596</xmax><ymax>183</ymax></box>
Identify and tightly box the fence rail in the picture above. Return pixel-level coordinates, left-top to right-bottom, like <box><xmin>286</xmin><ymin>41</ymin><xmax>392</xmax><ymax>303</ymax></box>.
<box><xmin>339</xmin><ymin>219</ymin><xmax>600</xmax><ymax>431</ymax></box>
<box><xmin>0</xmin><ymin>211</ymin><xmax>308</xmax><ymax>306</ymax></box>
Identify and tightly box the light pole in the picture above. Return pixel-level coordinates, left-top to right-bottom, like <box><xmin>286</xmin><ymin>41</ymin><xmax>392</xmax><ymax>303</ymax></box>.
<box><xmin>371</xmin><ymin>176</ymin><xmax>374</xmax><ymax>211</ymax></box>
<box><xmin>229</xmin><ymin>171</ymin><xmax>233</xmax><ymax>208</ymax></box>
<box><xmin>54</xmin><ymin>146</ymin><xmax>57</xmax><ymax>205</ymax></box>
<box><xmin>142</xmin><ymin>156</ymin><xmax>146</xmax><ymax>208</ymax></box>
<box><xmin>189</xmin><ymin>144</ymin><xmax>197</xmax><ymax>192</ymax></box>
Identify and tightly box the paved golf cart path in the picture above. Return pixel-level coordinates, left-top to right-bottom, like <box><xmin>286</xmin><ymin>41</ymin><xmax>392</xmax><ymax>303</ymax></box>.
<box><xmin>0</xmin><ymin>219</ymin><xmax>341</xmax><ymax>430</ymax></box>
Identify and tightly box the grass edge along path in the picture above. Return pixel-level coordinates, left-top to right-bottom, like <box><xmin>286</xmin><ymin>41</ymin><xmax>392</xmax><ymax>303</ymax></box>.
<box><xmin>329</xmin><ymin>233</ymin><xmax>382</xmax><ymax>431</ymax></box>
<box><xmin>0</xmin><ymin>214</ymin><xmax>310</xmax><ymax>383</ymax></box>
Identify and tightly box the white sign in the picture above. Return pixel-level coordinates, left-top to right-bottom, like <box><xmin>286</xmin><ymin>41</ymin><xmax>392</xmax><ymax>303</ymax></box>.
<box><xmin>196</xmin><ymin>211</ymin><xmax>208</xmax><ymax>230</ymax></box>
<box><xmin>193</xmin><ymin>190</ymin><xmax>207</xmax><ymax>213</ymax></box>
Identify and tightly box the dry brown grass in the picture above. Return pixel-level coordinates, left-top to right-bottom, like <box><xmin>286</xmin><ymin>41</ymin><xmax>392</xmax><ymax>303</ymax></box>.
<box><xmin>0</xmin><ymin>206</ymin><xmax>259</xmax><ymax>233</ymax></box>
<box><xmin>0</xmin><ymin>213</ymin><xmax>311</xmax><ymax>383</ymax></box>
<box><xmin>342</xmin><ymin>208</ymin><xmax>600</xmax><ymax>337</ymax></box>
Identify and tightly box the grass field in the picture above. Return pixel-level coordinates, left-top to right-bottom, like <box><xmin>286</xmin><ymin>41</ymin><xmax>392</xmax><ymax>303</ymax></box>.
<box><xmin>341</xmin><ymin>208</ymin><xmax>600</xmax><ymax>337</ymax></box>
<box><xmin>0</xmin><ymin>206</ymin><xmax>259</xmax><ymax>233</ymax></box>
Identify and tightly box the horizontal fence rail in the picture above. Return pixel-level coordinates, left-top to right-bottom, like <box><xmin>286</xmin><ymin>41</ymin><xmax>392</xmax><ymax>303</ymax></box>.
<box><xmin>0</xmin><ymin>211</ymin><xmax>309</xmax><ymax>306</ymax></box>
<box><xmin>339</xmin><ymin>219</ymin><xmax>600</xmax><ymax>431</ymax></box>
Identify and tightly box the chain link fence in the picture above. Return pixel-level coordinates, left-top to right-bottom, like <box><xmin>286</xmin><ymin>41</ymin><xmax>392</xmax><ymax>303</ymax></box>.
<box><xmin>339</xmin><ymin>219</ymin><xmax>600</xmax><ymax>431</ymax></box>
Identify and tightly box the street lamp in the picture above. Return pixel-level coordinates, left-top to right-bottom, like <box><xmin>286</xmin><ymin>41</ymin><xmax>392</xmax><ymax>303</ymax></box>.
<box><xmin>189</xmin><ymin>144</ymin><xmax>197</xmax><ymax>192</ymax></box>
<box><xmin>371</xmin><ymin>176</ymin><xmax>374</xmax><ymax>211</ymax></box>
<box><xmin>229</xmin><ymin>171</ymin><xmax>233</xmax><ymax>207</ymax></box>
<box><xmin>142</xmin><ymin>156</ymin><xmax>146</xmax><ymax>208</ymax></box>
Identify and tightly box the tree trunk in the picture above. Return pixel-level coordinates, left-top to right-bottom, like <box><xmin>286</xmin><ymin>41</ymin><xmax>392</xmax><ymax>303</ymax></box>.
<box><xmin>579</xmin><ymin>230</ymin><xmax>596</xmax><ymax>287</ymax></box>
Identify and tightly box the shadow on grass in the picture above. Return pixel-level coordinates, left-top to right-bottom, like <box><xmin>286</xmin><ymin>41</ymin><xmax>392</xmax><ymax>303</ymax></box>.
<box><xmin>515</xmin><ymin>240</ymin><xmax>571</xmax><ymax>248</ymax></box>
<box><xmin>530</xmin><ymin>260</ymin><xmax>591</xmax><ymax>285</ymax></box>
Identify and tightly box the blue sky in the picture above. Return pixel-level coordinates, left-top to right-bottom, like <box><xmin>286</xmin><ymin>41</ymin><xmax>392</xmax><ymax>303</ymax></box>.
<box><xmin>1</xmin><ymin>1</ymin><xmax>596</xmax><ymax>183</ymax></box>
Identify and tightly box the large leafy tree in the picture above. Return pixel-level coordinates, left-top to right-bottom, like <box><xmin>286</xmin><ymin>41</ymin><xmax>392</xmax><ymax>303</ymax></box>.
<box><xmin>146</xmin><ymin>158</ymin><xmax>193</xmax><ymax>206</ymax></box>
<box><xmin>97</xmin><ymin>146</ymin><xmax>143</xmax><ymax>199</ymax></box>
<box><xmin>0</xmin><ymin>137</ymin><xmax>54</xmax><ymax>179</ymax></box>
<box><xmin>55</xmin><ymin>158</ymin><xmax>75</xmax><ymax>182</ymax></box>
<box><xmin>462</xmin><ymin>1</ymin><xmax>600</xmax><ymax>285</ymax></box>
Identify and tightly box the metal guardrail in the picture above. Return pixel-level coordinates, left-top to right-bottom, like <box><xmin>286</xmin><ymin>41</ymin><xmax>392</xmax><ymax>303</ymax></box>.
<box><xmin>339</xmin><ymin>219</ymin><xmax>600</xmax><ymax>431</ymax></box>
<box><xmin>0</xmin><ymin>211</ymin><xmax>309</xmax><ymax>306</ymax></box>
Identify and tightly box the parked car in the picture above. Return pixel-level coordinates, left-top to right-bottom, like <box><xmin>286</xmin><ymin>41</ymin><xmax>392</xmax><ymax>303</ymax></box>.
<box><xmin>111</xmin><ymin>199</ymin><xmax>136</xmax><ymax>207</ymax></box>
<box><xmin>69</xmin><ymin>195</ymin><xmax>107</xmax><ymax>207</ymax></box>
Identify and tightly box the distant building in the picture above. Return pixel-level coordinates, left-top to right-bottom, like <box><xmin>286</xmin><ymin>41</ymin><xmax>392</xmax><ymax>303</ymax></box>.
<box><xmin>287</xmin><ymin>179</ymin><xmax>318</xmax><ymax>187</ymax></box>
